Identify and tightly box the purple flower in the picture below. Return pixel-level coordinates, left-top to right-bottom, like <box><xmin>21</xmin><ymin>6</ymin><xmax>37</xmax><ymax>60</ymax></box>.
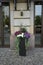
<box><xmin>24</xmin><ymin>32</ymin><xmax>30</xmax><ymax>39</ymax></box>
<box><xmin>15</xmin><ymin>31</ymin><xmax>21</xmax><ymax>36</ymax></box>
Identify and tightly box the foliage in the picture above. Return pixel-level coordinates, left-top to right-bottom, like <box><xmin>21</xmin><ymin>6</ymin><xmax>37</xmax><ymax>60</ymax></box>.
<box><xmin>20</xmin><ymin>27</ymin><xmax>27</xmax><ymax>33</ymax></box>
<box><xmin>35</xmin><ymin>16</ymin><xmax>41</xmax><ymax>25</ymax></box>
<box><xmin>4</xmin><ymin>15</ymin><xmax>10</xmax><ymax>28</ymax></box>
<box><xmin>2</xmin><ymin>11</ymin><xmax>10</xmax><ymax>28</ymax></box>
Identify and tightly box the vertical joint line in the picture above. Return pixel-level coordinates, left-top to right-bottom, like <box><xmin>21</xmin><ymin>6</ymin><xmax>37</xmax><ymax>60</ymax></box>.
<box><xmin>14</xmin><ymin>0</ymin><xmax>17</xmax><ymax>10</ymax></box>
<box><xmin>27</xmin><ymin>0</ymin><xmax>29</xmax><ymax>10</ymax></box>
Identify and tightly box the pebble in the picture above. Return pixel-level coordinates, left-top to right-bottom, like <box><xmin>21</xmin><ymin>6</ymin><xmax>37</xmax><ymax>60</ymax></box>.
<box><xmin>0</xmin><ymin>48</ymin><xmax>43</xmax><ymax>65</ymax></box>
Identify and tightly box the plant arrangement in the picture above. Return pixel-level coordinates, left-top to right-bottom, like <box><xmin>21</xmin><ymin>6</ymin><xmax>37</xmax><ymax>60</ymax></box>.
<box><xmin>14</xmin><ymin>27</ymin><xmax>31</xmax><ymax>51</ymax></box>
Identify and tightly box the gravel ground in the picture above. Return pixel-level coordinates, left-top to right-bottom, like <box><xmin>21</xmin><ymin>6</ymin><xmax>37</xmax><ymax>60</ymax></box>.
<box><xmin>0</xmin><ymin>48</ymin><xmax>43</xmax><ymax>65</ymax></box>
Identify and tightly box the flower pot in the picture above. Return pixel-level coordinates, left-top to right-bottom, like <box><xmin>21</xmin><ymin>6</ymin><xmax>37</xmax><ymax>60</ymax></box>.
<box><xmin>19</xmin><ymin>37</ymin><xmax>26</xmax><ymax>56</ymax></box>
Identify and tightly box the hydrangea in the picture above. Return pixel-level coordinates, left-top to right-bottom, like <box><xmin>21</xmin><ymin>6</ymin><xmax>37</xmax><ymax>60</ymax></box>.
<box><xmin>24</xmin><ymin>32</ymin><xmax>30</xmax><ymax>39</ymax></box>
<box><xmin>15</xmin><ymin>31</ymin><xmax>21</xmax><ymax>36</ymax></box>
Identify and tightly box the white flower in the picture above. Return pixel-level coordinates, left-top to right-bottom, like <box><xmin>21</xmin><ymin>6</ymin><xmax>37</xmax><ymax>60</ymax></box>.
<box><xmin>17</xmin><ymin>33</ymin><xmax>24</xmax><ymax>38</ymax></box>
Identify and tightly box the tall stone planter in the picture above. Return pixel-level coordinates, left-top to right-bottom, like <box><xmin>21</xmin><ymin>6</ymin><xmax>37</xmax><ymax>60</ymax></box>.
<box><xmin>19</xmin><ymin>37</ymin><xmax>26</xmax><ymax>56</ymax></box>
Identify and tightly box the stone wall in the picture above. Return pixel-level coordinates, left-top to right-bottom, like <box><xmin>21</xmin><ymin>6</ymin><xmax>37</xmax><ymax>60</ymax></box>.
<box><xmin>10</xmin><ymin>1</ymin><xmax>35</xmax><ymax>50</ymax></box>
